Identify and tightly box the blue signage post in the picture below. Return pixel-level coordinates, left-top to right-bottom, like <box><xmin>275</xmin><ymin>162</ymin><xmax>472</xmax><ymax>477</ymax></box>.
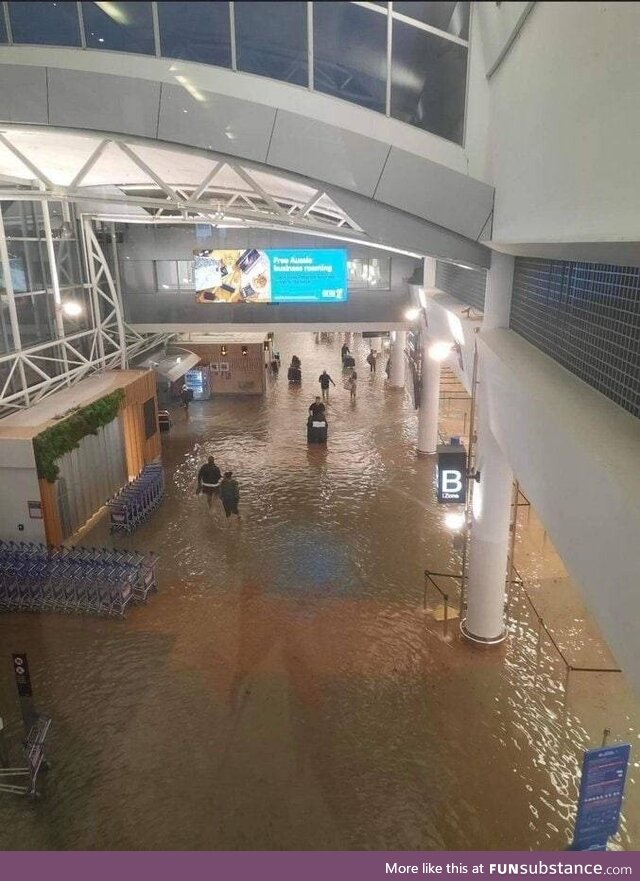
<box><xmin>571</xmin><ymin>743</ymin><xmax>631</xmax><ymax>851</ymax></box>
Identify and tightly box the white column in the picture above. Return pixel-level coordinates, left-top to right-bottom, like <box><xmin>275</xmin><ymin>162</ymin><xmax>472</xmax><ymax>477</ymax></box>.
<box><xmin>41</xmin><ymin>197</ymin><xmax>70</xmax><ymax>383</ymax></box>
<box><xmin>0</xmin><ymin>207</ymin><xmax>29</xmax><ymax>403</ymax></box>
<box><xmin>423</xmin><ymin>256</ymin><xmax>437</xmax><ymax>289</ymax></box>
<box><xmin>483</xmin><ymin>252</ymin><xmax>515</xmax><ymax>330</ymax></box>
<box><xmin>417</xmin><ymin>344</ymin><xmax>440</xmax><ymax>454</ymax></box>
<box><xmin>390</xmin><ymin>330</ymin><xmax>406</xmax><ymax>387</ymax></box>
<box><xmin>463</xmin><ymin>383</ymin><xmax>513</xmax><ymax>643</ymax></box>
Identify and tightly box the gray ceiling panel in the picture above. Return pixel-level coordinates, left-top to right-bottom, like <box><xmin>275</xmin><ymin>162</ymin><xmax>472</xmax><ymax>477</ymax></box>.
<box><xmin>158</xmin><ymin>83</ymin><xmax>276</xmax><ymax>163</ymax></box>
<box><xmin>326</xmin><ymin>186</ymin><xmax>491</xmax><ymax>268</ymax></box>
<box><xmin>47</xmin><ymin>68</ymin><xmax>161</xmax><ymax>139</ymax></box>
<box><xmin>0</xmin><ymin>64</ymin><xmax>48</xmax><ymax>124</ymax></box>
<box><xmin>374</xmin><ymin>146</ymin><xmax>494</xmax><ymax>241</ymax></box>
<box><xmin>267</xmin><ymin>110</ymin><xmax>390</xmax><ymax>197</ymax></box>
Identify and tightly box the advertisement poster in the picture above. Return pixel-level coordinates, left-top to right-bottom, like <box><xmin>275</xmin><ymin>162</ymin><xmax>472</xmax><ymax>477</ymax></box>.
<box><xmin>194</xmin><ymin>248</ymin><xmax>347</xmax><ymax>304</ymax></box>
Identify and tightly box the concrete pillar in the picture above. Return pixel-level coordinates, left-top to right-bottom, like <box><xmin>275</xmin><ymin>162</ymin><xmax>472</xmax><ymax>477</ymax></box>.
<box><xmin>417</xmin><ymin>343</ymin><xmax>440</xmax><ymax>454</ymax></box>
<box><xmin>483</xmin><ymin>252</ymin><xmax>515</xmax><ymax>331</ymax></box>
<box><xmin>390</xmin><ymin>331</ymin><xmax>406</xmax><ymax>387</ymax></box>
<box><xmin>463</xmin><ymin>383</ymin><xmax>513</xmax><ymax>643</ymax></box>
<box><xmin>424</xmin><ymin>256</ymin><xmax>437</xmax><ymax>289</ymax></box>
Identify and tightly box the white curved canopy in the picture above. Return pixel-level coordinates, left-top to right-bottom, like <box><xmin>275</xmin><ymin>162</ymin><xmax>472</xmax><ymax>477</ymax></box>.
<box><xmin>0</xmin><ymin>125</ymin><xmax>362</xmax><ymax>236</ymax></box>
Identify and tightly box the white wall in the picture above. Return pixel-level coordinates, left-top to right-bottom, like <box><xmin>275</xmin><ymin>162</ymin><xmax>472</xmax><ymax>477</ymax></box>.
<box><xmin>424</xmin><ymin>292</ymin><xmax>479</xmax><ymax>393</ymax></box>
<box><xmin>480</xmin><ymin>329</ymin><xmax>640</xmax><ymax>693</ymax></box>
<box><xmin>470</xmin><ymin>1</ymin><xmax>640</xmax><ymax>247</ymax></box>
<box><xmin>0</xmin><ymin>438</ymin><xmax>46</xmax><ymax>542</ymax></box>
<box><xmin>474</xmin><ymin>1</ymin><xmax>535</xmax><ymax>75</ymax></box>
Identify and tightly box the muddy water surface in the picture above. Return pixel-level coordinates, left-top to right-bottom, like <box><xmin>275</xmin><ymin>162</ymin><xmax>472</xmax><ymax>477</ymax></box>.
<box><xmin>0</xmin><ymin>332</ymin><xmax>638</xmax><ymax>850</ymax></box>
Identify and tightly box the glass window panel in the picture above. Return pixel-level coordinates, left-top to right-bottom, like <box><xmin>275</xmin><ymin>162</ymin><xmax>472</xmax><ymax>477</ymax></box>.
<box><xmin>15</xmin><ymin>293</ymin><xmax>57</xmax><ymax>347</ymax></box>
<box><xmin>121</xmin><ymin>259</ymin><xmax>156</xmax><ymax>294</ymax></box>
<box><xmin>0</xmin><ymin>8</ymin><xmax>7</xmax><ymax>43</ymax></box>
<box><xmin>10</xmin><ymin>1</ymin><xmax>81</xmax><ymax>45</ymax></box>
<box><xmin>369</xmin><ymin>257</ymin><xmax>390</xmax><ymax>288</ymax></box>
<box><xmin>391</xmin><ymin>21</ymin><xmax>467</xmax><ymax>144</ymax></box>
<box><xmin>347</xmin><ymin>257</ymin><xmax>391</xmax><ymax>290</ymax></box>
<box><xmin>0</xmin><ymin>350</ymin><xmax>19</xmax><ymax>384</ymax></box>
<box><xmin>347</xmin><ymin>258</ymin><xmax>368</xmax><ymax>290</ymax></box>
<box><xmin>1</xmin><ymin>201</ymin><xmax>43</xmax><ymax>239</ymax></box>
<box><xmin>82</xmin><ymin>1</ymin><xmax>155</xmax><ymax>54</ymax></box>
<box><xmin>0</xmin><ymin>252</ymin><xmax>24</xmax><ymax>295</ymax></box>
<box><xmin>158</xmin><ymin>1</ymin><xmax>231</xmax><ymax>67</ymax></box>
<box><xmin>235</xmin><ymin>2</ymin><xmax>307</xmax><ymax>87</ymax></box>
<box><xmin>177</xmin><ymin>260</ymin><xmax>194</xmax><ymax>292</ymax></box>
<box><xmin>156</xmin><ymin>260</ymin><xmax>179</xmax><ymax>291</ymax></box>
<box><xmin>54</xmin><ymin>239</ymin><xmax>83</xmax><ymax>288</ymax></box>
<box><xmin>314</xmin><ymin>3</ymin><xmax>387</xmax><ymax>113</ymax></box>
<box><xmin>394</xmin><ymin>2</ymin><xmax>470</xmax><ymax>40</ymax></box>
<box><xmin>61</xmin><ymin>288</ymin><xmax>92</xmax><ymax>334</ymax></box>
<box><xmin>5</xmin><ymin>241</ymin><xmax>46</xmax><ymax>292</ymax></box>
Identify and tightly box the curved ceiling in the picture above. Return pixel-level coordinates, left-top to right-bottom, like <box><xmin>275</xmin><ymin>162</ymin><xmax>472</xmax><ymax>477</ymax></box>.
<box><xmin>0</xmin><ymin>126</ymin><xmax>362</xmax><ymax>235</ymax></box>
<box><xmin>0</xmin><ymin>120</ymin><xmax>490</xmax><ymax>267</ymax></box>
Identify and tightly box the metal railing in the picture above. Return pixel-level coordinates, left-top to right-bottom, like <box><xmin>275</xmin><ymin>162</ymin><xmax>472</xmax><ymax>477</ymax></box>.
<box><xmin>423</xmin><ymin>570</ymin><xmax>463</xmax><ymax>636</ymax></box>
<box><xmin>510</xmin><ymin>568</ymin><xmax>622</xmax><ymax>699</ymax></box>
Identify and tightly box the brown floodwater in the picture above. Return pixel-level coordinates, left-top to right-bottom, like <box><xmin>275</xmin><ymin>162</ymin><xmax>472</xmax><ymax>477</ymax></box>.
<box><xmin>0</xmin><ymin>332</ymin><xmax>638</xmax><ymax>851</ymax></box>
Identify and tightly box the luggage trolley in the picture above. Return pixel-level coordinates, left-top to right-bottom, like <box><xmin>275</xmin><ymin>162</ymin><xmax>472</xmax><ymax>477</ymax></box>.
<box><xmin>307</xmin><ymin>418</ymin><xmax>328</xmax><ymax>444</ymax></box>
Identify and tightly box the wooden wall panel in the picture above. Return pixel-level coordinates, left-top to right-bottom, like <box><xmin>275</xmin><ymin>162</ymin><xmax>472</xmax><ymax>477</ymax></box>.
<box><xmin>121</xmin><ymin>371</ymin><xmax>161</xmax><ymax>477</ymax></box>
<box><xmin>39</xmin><ymin>478</ymin><xmax>63</xmax><ymax>547</ymax></box>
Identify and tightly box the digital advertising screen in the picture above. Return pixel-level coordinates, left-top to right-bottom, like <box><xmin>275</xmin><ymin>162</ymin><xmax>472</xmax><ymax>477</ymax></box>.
<box><xmin>194</xmin><ymin>248</ymin><xmax>347</xmax><ymax>304</ymax></box>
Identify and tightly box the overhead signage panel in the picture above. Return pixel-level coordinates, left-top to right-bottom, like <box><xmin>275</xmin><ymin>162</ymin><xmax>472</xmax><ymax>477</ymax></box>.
<box><xmin>194</xmin><ymin>248</ymin><xmax>347</xmax><ymax>304</ymax></box>
<box><xmin>436</xmin><ymin>444</ymin><xmax>467</xmax><ymax>504</ymax></box>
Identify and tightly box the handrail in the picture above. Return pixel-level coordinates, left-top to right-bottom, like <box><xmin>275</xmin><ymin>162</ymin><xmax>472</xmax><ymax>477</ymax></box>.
<box><xmin>510</xmin><ymin>565</ymin><xmax>622</xmax><ymax>694</ymax></box>
<box><xmin>423</xmin><ymin>570</ymin><xmax>463</xmax><ymax>635</ymax></box>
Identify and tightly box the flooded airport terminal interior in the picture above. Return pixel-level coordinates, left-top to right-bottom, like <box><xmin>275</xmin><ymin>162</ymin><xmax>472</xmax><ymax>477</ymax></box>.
<box><xmin>0</xmin><ymin>333</ymin><xmax>638</xmax><ymax>851</ymax></box>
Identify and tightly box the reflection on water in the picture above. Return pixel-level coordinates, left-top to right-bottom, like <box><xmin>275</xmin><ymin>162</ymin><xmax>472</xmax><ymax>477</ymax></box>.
<box><xmin>0</xmin><ymin>332</ymin><xmax>637</xmax><ymax>850</ymax></box>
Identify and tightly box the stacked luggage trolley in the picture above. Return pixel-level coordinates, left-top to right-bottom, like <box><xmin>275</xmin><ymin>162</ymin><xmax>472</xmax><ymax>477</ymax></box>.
<box><xmin>108</xmin><ymin>463</ymin><xmax>164</xmax><ymax>535</ymax></box>
<box><xmin>0</xmin><ymin>541</ymin><xmax>159</xmax><ymax>617</ymax></box>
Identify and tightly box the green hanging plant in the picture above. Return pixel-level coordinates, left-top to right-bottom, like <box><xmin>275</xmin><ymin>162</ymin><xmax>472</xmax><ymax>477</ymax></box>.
<box><xmin>33</xmin><ymin>389</ymin><xmax>125</xmax><ymax>483</ymax></box>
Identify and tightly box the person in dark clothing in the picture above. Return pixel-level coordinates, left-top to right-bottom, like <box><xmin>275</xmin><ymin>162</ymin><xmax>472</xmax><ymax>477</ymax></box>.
<box><xmin>366</xmin><ymin>350</ymin><xmax>377</xmax><ymax>373</ymax></box>
<box><xmin>180</xmin><ymin>384</ymin><xmax>193</xmax><ymax>414</ymax></box>
<box><xmin>341</xmin><ymin>343</ymin><xmax>350</xmax><ymax>359</ymax></box>
<box><xmin>196</xmin><ymin>456</ymin><xmax>222</xmax><ymax>510</ymax></box>
<box><xmin>220</xmin><ymin>471</ymin><xmax>241</xmax><ymax>520</ymax></box>
<box><xmin>318</xmin><ymin>369</ymin><xmax>336</xmax><ymax>401</ymax></box>
<box><xmin>308</xmin><ymin>397</ymin><xmax>326</xmax><ymax>421</ymax></box>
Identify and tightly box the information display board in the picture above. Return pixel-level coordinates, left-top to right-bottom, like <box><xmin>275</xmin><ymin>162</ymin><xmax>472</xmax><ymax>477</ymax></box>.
<box><xmin>572</xmin><ymin>744</ymin><xmax>631</xmax><ymax>851</ymax></box>
<box><xmin>194</xmin><ymin>248</ymin><xmax>347</xmax><ymax>304</ymax></box>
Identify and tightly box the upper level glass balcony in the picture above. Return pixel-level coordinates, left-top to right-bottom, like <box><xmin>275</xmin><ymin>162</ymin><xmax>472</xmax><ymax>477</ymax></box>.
<box><xmin>0</xmin><ymin>1</ymin><xmax>470</xmax><ymax>146</ymax></box>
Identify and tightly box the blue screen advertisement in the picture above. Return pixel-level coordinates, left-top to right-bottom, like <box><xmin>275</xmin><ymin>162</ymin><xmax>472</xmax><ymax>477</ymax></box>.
<box><xmin>194</xmin><ymin>248</ymin><xmax>347</xmax><ymax>304</ymax></box>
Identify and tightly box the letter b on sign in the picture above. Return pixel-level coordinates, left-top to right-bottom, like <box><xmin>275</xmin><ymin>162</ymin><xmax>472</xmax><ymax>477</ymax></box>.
<box><xmin>436</xmin><ymin>445</ymin><xmax>467</xmax><ymax>504</ymax></box>
<box><xmin>442</xmin><ymin>470</ymin><xmax>462</xmax><ymax>494</ymax></box>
